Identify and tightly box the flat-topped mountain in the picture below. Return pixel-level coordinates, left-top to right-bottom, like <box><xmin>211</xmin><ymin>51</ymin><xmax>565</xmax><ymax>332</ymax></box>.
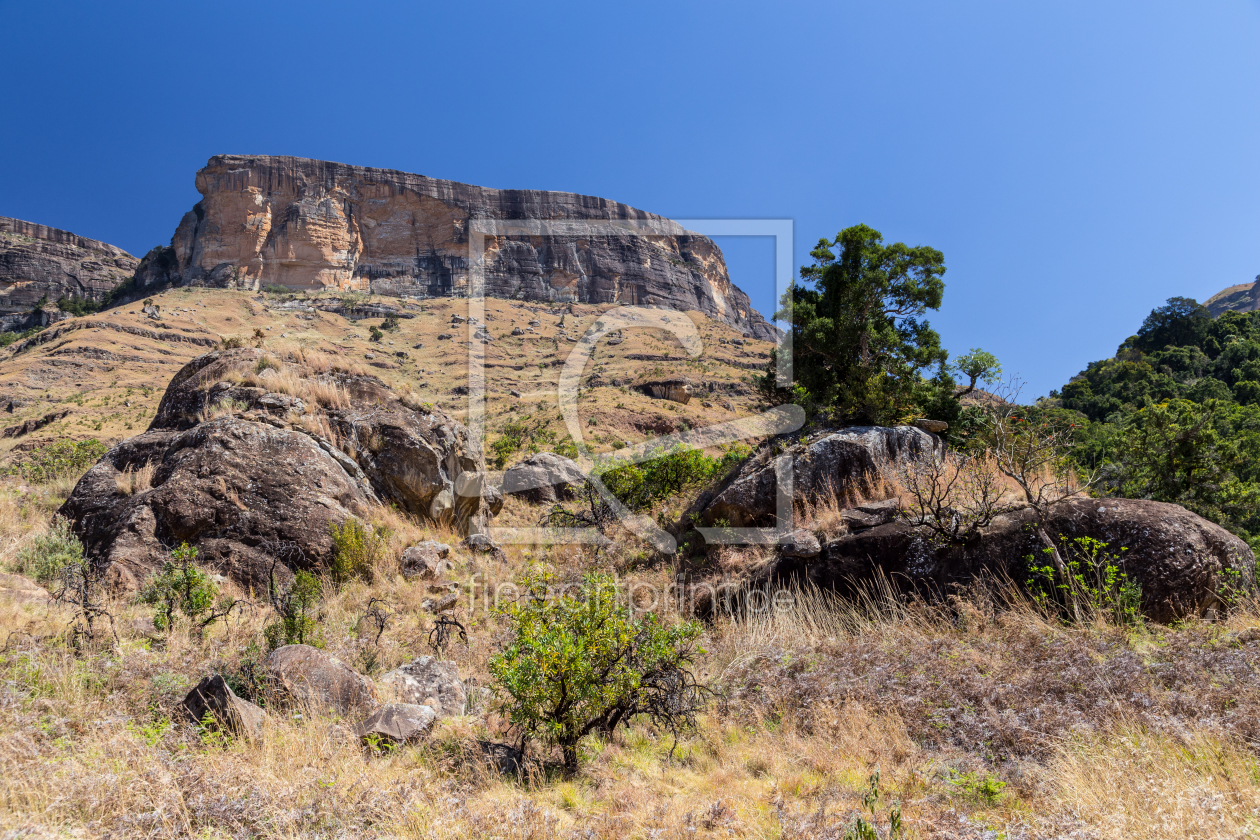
<box><xmin>140</xmin><ymin>155</ymin><xmax>776</xmax><ymax>340</ymax></box>
<box><xmin>0</xmin><ymin>217</ymin><xmax>138</xmax><ymax>331</ymax></box>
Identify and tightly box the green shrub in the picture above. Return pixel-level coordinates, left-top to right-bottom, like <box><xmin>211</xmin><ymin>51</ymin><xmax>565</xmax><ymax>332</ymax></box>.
<box><xmin>55</xmin><ymin>294</ymin><xmax>103</xmax><ymax>317</ymax></box>
<box><xmin>138</xmin><ymin>543</ymin><xmax>238</xmax><ymax>634</ymax></box>
<box><xmin>3</xmin><ymin>438</ymin><xmax>107</xmax><ymax>484</ymax></box>
<box><xmin>381</xmin><ymin>316</ymin><xmax>400</xmax><ymax>331</ymax></box>
<box><xmin>369</xmin><ymin>326</ymin><xmax>384</xmax><ymax>342</ymax></box>
<box><xmin>264</xmin><ymin>570</ymin><xmax>323</xmax><ymax>650</ymax></box>
<box><xmin>489</xmin><ymin>571</ymin><xmax>707</xmax><ymax>772</ymax></box>
<box><xmin>1026</xmin><ymin>535</ymin><xmax>1142</xmax><ymax>626</ymax></box>
<box><xmin>328</xmin><ymin>518</ymin><xmax>389</xmax><ymax>585</ymax></box>
<box><xmin>220</xmin><ymin>336</ymin><xmax>245</xmax><ymax>349</ymax></box>
<box><xmin>599</xmin><ymin>445</ymin><xmax>748</xmax><ymax>512</ymax></box>
<box><xmin>14</xmin><ymin>515</ymin><xmax>83</xmax><ymax>584</ymax></box>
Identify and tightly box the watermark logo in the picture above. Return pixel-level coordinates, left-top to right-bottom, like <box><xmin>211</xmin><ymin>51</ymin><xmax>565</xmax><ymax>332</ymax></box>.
<box><xmin>460</xmin><ymin>218</ymin><xmax>803</xmax><ymax>551</ymax></box>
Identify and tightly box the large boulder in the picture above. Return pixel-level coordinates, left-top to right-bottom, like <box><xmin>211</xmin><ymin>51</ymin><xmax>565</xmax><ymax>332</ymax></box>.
<box><xmin>692</xmin><ymin>426</ymin><xmax>941</xmax><ymax>527</ymax></box>
<box><xmin>380</xmin><ymin>656</ymin><xmax>466</xmax><ymax>718</ymax></box>
<box><xmin>353</xmin><ymin>703</ymin><xmax>436</xmax><ymax>746</ymax></box>
<box><xmin>180</xmin><ymin>675</ymin><xmax>265</xmax><ymax>739</ymax></box>
<box><xmin>401</xmin><ymin>540</ymin><xmax>452</xmax><ymax>580</ymax></box>
<box><xmin>264</xmin><ymin>644</ymin><xmax>378</xmax><ymax>716</ymax></box>
<box><xmin>501</xmin><ymin>452</ymin><xmax>586</xmax><ymax>504</ymax></box>
<box><xmin>757</xmin><ymin>497</ymin><xmax>1254</xmax><ymax>623</ymax></box>
<box><xmin>59</xmin><ymin>348</ymin><xmax>496</xmax><ymax>589</ymax></box>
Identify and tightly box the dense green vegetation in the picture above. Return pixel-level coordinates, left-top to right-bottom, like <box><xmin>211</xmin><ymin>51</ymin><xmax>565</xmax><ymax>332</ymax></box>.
<box><xmin>1</xmin><ymin>438</ymin><xmax>108</xmax><ymax>484</ymax></box>
<box><xmin>1050</xmin><ymin>296</ymin><xmax>1260</xmax><ymax>548</ymax></box>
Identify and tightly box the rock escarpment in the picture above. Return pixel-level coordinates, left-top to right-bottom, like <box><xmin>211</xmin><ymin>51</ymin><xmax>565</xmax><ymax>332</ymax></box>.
<box><xmin>144</xmin><ymin>155</ymin><xmax>775</xmax><ymax>340</ymax></box>
<box><xmin>0</xmin><ymin>217</ymin><xmax>138</xmax><ymax>331</ymax></box>
<box><xmin>60</xmin><ymin>347</ymin><xmax>498</xmax><ymax>590</ymax></box>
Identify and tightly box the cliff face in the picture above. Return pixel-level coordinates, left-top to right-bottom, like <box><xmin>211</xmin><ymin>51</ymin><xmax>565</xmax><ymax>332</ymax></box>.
<box><xmin>0</xmin><ymin>217</ymin><xmax>138</xmax><ymax>331</ymax></box>
<box><xmin>157</xmin><ymin>155</ymin><xmax>776</xmax><ymax>340</ymax></box>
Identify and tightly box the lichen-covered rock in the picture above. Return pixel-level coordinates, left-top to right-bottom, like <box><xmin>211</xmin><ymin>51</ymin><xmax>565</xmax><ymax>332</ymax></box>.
<box><xmin>401</xmin><ymin>540</ymin><xmax>452</xmax><ymax>580</ymax></box>
<box><xmin>635</xmin><ymin>378</ymin><xmax>694</xmax><ymax>404</ymax></box>
<box><xmin>181</xmin><ymin>675</ymin><xmax>265</xmax><ymax>739</ymax></box>
<box><xmin>380</xmin><ymin>656</ymin><xmax>466</xmax><ymax>718</ymax></box>
<box><xmin>264</xmin><ymin>644</ymin><xmax>378</xmax><ymax>716</ymax></box>
<box><xmin>501</xmin><ymin>452</ymin><xmax>586</xmax><ymax>504</ymax></box>
<box><xmin>153</xmin><ymin>155</ymin><xmax>776</xmax><ymax>341</ymax></box>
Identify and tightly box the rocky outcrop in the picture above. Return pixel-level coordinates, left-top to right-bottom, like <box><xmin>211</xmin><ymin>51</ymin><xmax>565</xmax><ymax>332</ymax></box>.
<box><xmin>1205</xmin><ymin>276</ymin><xmax>1260</xmax><ymax>317</ymax></box>
<box><xmin>501</xmin><ymin>452</ymin><xmax>586</xmax><ymax>504</ymax></box>
<box><xmin>264</xmin><ymin>644</ymin><xmax>378</xmax><ymax>716</ymax></box>
<box><xmin>755</xmin><ymin>497</ymin><xmax>1254</xmax><ymax>623</ymax></box>
<box><xmin>154</xmin><ymin>155</ymin><xmax>776</xmax><ymax>341</ymax></box>
<box><xmin>400</xmin><ymin>540</ymin><xmax>452</xmax><ymax>580</ymax></box>
<box><xmin>635</xmin><ymin>378</ymin><xmax>694</xmax><ymax>404</ymax></box>
<box><xmin>59</xmin><ymin>347</ymin><xmax>496</xmax><ymax>590</ymax></box>
<box><xmin>0</xmin><ymin>217</ymin><xmax>138</xmax><ymax>331</ymax></box>
<box><xmin>692</xmin><ymin>426</ymin><xmax>941</xmax><ymax>527</ymax></box>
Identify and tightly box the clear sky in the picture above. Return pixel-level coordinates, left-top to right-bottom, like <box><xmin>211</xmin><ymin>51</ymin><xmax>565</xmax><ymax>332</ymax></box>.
<box><xmin>2</xmin><ymin>1</ymin><xmax>1257</xmax><ymax>396</ymax></box>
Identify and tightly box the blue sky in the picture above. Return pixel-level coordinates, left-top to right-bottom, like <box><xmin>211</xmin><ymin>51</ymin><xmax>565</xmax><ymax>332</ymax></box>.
<box><xmin>2</xmin><ymin>1</ymin><xmax>1257</xmax><ymax>396</ymax></box>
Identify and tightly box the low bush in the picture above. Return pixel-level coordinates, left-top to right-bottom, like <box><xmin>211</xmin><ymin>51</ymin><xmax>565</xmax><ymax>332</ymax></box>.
<box><xmin>1025</xmin><ymin>535</ymin><xmax>1142</xmax><ymax>626</ymax></box>
<box><xmin>264</xmin><ymin>569</ymin><xmax>323</xmax><ymax>650</ymax></box>
<box><xmin>3</xmin><ymin>438</ymin><xmax>107</xmax><ymax>484</ymax></box>
<box><xmin>599</xmin><ymin>445</ymin><xmax>748</xmax><ymax>512</ymax></box>
<box><xmin>328</xmin><ymin>518</ymin><xmax>390</xmax><ymax>585</ymax></box>
<box><xmin>489</xmin><ymin>571</ymin><xmax>708</xmax><ymax>772</ymax></box>
<box><xmin>13</xmin><ymin>515</ymin><xmax>83</xmax><ymax>584</ymax></box>
<box><xmin>137</xmin><ymin>543</ymin><xmax>240</xmax><ymax>635</ymax></box>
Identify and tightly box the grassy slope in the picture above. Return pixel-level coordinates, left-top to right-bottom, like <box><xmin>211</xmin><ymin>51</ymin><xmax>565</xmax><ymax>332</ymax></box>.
<box><xmin>1</xmin><ymin>290</ymin><xmax>1259</xmax><ymax>837</ymax></box>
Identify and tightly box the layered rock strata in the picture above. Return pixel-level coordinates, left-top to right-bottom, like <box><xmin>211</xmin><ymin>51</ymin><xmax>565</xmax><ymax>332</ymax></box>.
<box><xmin>0</xmin><ymin>217</ymin><xmax>138</xmax><ymax>330</ymax></box>
<box><xmin>145</xmin><ymin>155</ymin><xmax>776</xmax><ymax>340</ymax></box>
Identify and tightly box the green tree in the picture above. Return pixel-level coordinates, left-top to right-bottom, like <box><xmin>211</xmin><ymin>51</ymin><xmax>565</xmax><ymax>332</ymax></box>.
<box><xmin>759</xmin><ymin>224</ymin><xmax>949</xmax><ymax>424</ymax></box>
<box><xmin>489</xmin><ymin>572</ymin><xmax>707</xmax><ymax>772</ymax></box>
<box><xmin>952</xmin><ymin>348</ymin><xmax>1002</xmax><ymax>396</ymax></box>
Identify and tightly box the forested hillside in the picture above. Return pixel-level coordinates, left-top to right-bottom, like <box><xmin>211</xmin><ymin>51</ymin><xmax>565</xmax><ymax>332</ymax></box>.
<box><xmin>1051</xmin><ymin>297</ymin><xmax>1260</xmax><ymax>549</ymax></box>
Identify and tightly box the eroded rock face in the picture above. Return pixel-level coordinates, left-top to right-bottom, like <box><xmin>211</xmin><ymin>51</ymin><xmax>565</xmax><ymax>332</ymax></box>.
<box><xmin>760</xmin><ymin>498</ymin><xmax>1254</xmax><ymax>623</ymax></box>
<box><xmin>636</xmin><ymin>378</ymin><xmax>694</xmax><ymax>404</ymax></box>
<box><xmin>60</xmin><ymin>348</ymin><xmax>495</xmax><ymax>589</ymax></box>
<box><xmin>0</xmin><ymin>217</ymin><xmax>138</xmax><ymax>331</ymax></box>
<box><xmin>264</xmin><ymin>644</ymin><xmax>378</xmax><ymax>716</ymax></box>
<box><xmin>693</xmin><ymin>426</ymin><xmax>941</xmax><ymax>527</ymax></box>
<box><xmin>151</xmin><ymin>155</ymin><xmax>776</xmax><ymax>341</ymax></box>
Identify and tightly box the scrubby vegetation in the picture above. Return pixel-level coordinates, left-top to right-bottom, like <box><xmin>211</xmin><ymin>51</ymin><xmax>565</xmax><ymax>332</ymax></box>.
<box><xmin>1</xmin><ymin>438</ymin><xmax>107</xmax><ymax>484</ymax></box>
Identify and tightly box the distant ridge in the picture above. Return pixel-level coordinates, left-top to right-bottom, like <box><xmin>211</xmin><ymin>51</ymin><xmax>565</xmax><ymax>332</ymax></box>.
<box><xmin>1204</xmin><ymin>275</ymin><xmax>1260</xmax><ymax>317</ymax></box>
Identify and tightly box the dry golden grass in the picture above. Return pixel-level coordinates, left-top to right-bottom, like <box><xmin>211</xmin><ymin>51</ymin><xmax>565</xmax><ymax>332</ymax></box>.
<box><xmin>113</xmin><ymin>460</ymin><xmax>155</xmax><ymax>496</ymax></box>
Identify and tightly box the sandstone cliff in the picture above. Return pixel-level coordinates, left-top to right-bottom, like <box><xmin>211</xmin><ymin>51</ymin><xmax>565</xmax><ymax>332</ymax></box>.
<box><xmin>0</xmin><ymin>217</ymin><xmax>138</xmax><ymax>331</ymax></box>
<box><xmin>150</xmin><ymin>155</ymin><xmax>776</xmax><ymax>340</ymax></box>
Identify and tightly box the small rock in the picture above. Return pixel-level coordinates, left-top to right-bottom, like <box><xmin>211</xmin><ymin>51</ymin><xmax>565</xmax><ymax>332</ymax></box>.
<box><xmin>264</xmin><ymin>644</ymin><xmax>378</xmax><ymax>716</ymax></box>
<box><xmin>780</xmin><ymin>529</ymin><xmax>821</xmax><ymax>558</ymax></box>
<box><xmin>437</xmin><ymin>333</ymin><xmax>453</xmax><ymax>341</ymax></box>
<box><xmin>422</xmin><ymin>592</ymin><xmax>460</xmax><ymax>613</ymax></box>
<box><xmin>353</xmin><ymin>703</ymin><xmax>436</xmax><ymax>746</ymax></box>
<box><xmin>380</xmin><ymin>656</ymin><xmax>466</xmax><ymax>717</ymax></box>
<box><xmin>180</xmin><ymin>675</ymin><xmax>265</xmax><ymax>739</ymax></box>
<box><xmin>914</xmin><ymin>418</ymin><xmax>949</xmax><ymax>433</ymax></box>
<box><xmin>401</xmin><ymin>540</ymin><xmax>452</xmax><ymax>580</ymax></box>
<box><xmin>511</xmin><ymin>327</ymin><xmax>524</xmax><ymax>336</ymax></box>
